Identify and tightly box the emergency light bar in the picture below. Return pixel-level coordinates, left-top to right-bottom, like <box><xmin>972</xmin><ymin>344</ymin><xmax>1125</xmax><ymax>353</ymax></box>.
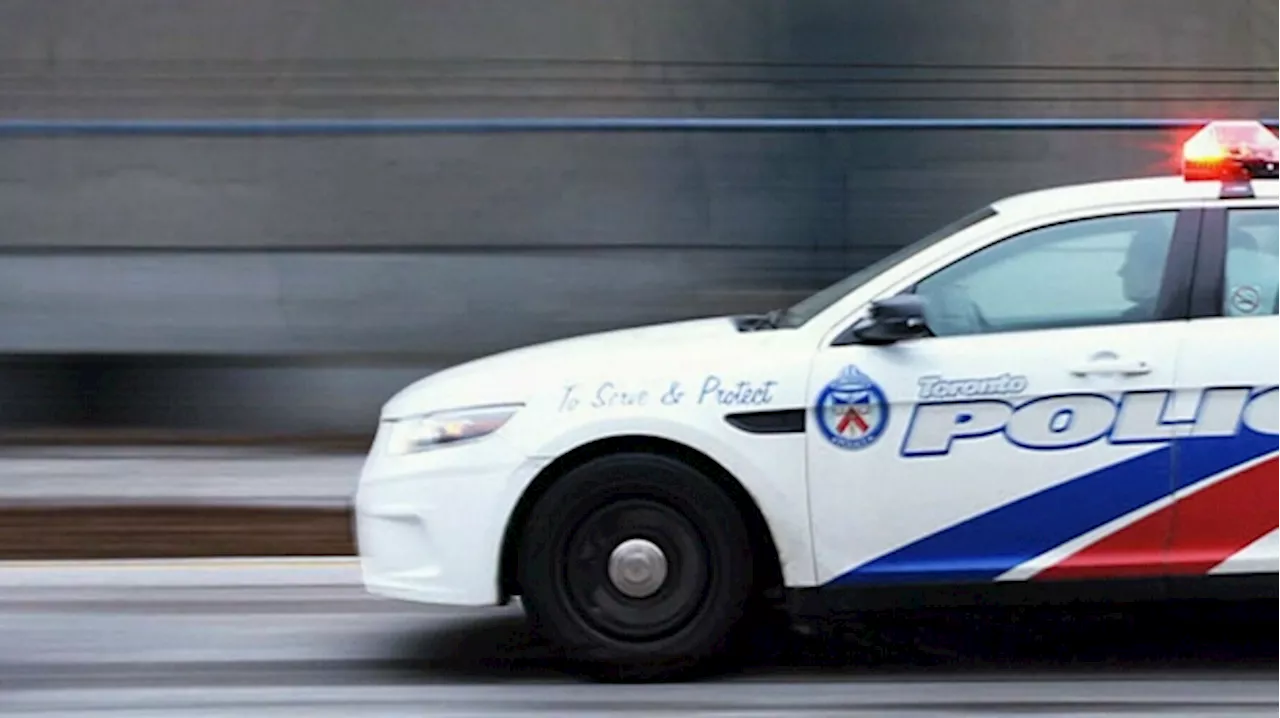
<box><xmin>1182</xmin><ymin>120</ymin><xmax>1279</xmax><ymax>183</ymax></box>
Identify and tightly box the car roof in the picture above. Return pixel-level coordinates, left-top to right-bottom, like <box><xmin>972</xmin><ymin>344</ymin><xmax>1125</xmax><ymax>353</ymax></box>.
<box><xmin>990</xmin><ymin>175</ymin><xmax>1280</xmax><ymax>220</ymax></box>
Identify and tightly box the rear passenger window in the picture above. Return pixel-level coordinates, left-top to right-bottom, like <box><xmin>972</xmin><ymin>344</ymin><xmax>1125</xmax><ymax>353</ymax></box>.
<box><xmin>1223</xmin><ymin>208</ymin><xmax>1279</xmax><ymax>317</ymax></box>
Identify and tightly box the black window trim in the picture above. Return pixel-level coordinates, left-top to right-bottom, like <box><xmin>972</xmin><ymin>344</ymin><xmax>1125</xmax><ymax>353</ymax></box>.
<box><xmin>832</xmin><ymin>206</ymin><xmax>1205</xmax><ymax>346</ymax></box>
<box><xmin>1192</xmin><ymin>207</ymin><xmax>1227</xmax><ymax>319</ymax></box>
<box><xmin>1155</xmin><ymin>206</ymin><xmax>1204</xmax><ymax>322</ymax></box>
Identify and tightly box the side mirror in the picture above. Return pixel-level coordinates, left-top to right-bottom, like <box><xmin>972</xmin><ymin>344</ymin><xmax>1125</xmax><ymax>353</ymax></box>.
<box><xmin>836</xmin><ymin>294</ymin><xmax>930</xmax><ymax>346</ymax></box>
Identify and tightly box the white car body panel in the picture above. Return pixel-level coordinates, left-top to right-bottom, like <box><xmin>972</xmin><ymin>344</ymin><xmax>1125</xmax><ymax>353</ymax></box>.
<box><xmin>371</xmin><ymin>316</ymin><xmax>821</xmax><ymax>593</ymax></box>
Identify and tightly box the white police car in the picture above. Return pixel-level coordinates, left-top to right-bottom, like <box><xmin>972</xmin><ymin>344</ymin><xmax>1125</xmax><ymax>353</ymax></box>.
<box><xmin>354</xmin><ymin>121</ymin><xmax>1279</xmax><ymax>679</ymax></box>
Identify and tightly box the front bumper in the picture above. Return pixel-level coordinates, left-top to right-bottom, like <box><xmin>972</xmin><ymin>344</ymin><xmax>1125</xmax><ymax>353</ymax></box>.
<box><xmin>353</xmin><ymin>429</ymin><xmax>548</xmax><ymax>606</ymax></box>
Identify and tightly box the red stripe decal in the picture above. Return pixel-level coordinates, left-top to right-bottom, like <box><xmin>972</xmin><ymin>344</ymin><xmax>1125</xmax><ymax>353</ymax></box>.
<box><xmin>1036</xmin><ymin>456</ymin><xmax>1279</xmax><ymax>580</ymax></box>
<box><xmin>1034</xmin><ymin>502</ymin><xmax>1174</xmax><ymax>580</ymax></box>
<box><xmin>1165</xmin><ymin>456</ymin><xmax>1279</xmax><ymax>575</ymax></box>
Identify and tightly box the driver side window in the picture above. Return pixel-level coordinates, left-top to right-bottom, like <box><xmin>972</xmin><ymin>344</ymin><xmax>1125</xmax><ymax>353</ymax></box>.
<box><xmin>913</xmin><ymin>211</ymin><xmax>1180</xmax><ymax>338</ymax></box>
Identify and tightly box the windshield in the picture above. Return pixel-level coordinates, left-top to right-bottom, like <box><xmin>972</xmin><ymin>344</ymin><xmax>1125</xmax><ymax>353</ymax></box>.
<box><xmin>777</xmin><ymin>205</ymin><xmax>999</xmax><ymax>327</ymax></box>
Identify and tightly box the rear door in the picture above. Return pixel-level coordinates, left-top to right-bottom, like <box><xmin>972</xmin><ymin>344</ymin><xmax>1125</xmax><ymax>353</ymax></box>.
<box><xmin>1166</xmin><ymin>203</ymin><xmax>1280</xmax><ymax>579</ymax></box>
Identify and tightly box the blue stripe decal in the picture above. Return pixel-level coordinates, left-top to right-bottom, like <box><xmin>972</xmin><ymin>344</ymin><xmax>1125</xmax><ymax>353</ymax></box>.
<box><xmin>1174</xmin><ymin>429</ymin><xmax>1279</xmax><ymax>492</ymax></box>
<box><xmin>826</xmin><ymin>446</ymin><xmax>1173</xmax><ymax>585</ymax></box>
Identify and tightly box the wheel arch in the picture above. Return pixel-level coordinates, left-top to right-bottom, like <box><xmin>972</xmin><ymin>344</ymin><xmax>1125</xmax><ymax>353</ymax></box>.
<box><xmin>498</xmin><ymin>434</ymin><xmax>785</xmax><ymax>602</ymax></box>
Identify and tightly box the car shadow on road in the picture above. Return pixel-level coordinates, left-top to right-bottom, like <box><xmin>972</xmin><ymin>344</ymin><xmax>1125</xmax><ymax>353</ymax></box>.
<box><xmin>385</xmin><ymin>598</ymin><xmax>1278</xmax><ymax>683</ymax></box>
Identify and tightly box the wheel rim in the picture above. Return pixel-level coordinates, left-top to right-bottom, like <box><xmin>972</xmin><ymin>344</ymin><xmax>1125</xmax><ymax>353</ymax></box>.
<box><xmin>557</xmin><ymin>498</ymin><xmax>712</xmax><ymax>642</ymax></box>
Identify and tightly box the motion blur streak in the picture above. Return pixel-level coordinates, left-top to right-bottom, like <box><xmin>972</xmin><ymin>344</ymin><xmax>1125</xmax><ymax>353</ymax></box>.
<box><xmin>3</xmin><ymin>117</ymin><xmax>1278</xmax><ymax>137</ymax></box>
<box><xmin>1</xmin><ymin>561</ymin><xmax>1275</xmax><ymax>716</ymax></box>
<box><xmin>0</xmin><ymin>0</ymin><xmax>1275</xmax><ymax>442</ymax></box>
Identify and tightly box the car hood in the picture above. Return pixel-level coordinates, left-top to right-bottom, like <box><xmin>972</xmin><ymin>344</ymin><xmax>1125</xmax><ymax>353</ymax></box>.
<box><xmin>381</xmin><ymin>315</ymin><xmax>785</xmax><ymax>418</ymax></box>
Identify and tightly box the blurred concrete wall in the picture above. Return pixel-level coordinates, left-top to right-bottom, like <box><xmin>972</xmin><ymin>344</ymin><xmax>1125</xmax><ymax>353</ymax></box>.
<box><xmin>0</xmin><ymin>0</ymin><xmax>1276</xmax><ymax>437</ymax></box>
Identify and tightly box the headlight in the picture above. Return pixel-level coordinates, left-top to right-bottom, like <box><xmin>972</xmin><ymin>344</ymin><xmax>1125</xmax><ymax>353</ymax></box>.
<box><xmin>382</xmin><ymin>404</ymin><xmax>522</xmax><ymax>456</ymax></box>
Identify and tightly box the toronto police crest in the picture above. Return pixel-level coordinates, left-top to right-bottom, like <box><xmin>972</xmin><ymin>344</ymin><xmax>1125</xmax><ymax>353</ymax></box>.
<box><xmin>815</xmin><ymin>364</ymin><xmax>889</xmax><ymax>450</ymax></box>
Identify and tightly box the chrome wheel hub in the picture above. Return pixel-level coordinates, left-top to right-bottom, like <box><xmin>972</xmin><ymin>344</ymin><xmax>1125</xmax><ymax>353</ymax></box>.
<box><xmin>607</xmin><ymin>538</ymin><xmax>668</xmax><ymax>599</ymax></box>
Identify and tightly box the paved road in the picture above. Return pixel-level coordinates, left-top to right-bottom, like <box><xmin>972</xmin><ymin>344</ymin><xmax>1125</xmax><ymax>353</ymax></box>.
<box><xmin>0</xmin><ymin>447</ymin><xmax>361</xmax><ymax>507</ymax></box>
<box><xmin>1</xmin><ymin>559</ymin><xmax>1276</xmax><ymax>717</ymax></box>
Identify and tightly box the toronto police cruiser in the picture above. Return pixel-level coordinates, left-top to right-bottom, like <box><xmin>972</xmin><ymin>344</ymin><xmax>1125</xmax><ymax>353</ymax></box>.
<box><xmin>354</xmin><ymin>120</ymin><xmax>1280</xmax><ymax>680</ymax></box>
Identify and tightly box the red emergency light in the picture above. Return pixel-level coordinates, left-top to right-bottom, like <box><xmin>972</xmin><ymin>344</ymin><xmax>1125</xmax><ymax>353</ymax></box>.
<box><xmin>1181</xmin><ymin>120</ymin><xmax>1279</xmax><ymax>183</ymax></box>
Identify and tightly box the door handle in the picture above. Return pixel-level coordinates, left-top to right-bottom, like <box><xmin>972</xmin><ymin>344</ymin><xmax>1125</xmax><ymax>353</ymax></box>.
<box><xmin>1069</xmin><ymin>358</ymin><xmax>1153</xmax><ymax>377</ymax></box>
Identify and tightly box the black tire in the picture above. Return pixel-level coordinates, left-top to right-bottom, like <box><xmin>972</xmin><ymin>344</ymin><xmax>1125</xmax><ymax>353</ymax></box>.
<box><xmin>516</xmin><ymin>452</ymin><xmax>757</xmax><ymax>681</ymax></box>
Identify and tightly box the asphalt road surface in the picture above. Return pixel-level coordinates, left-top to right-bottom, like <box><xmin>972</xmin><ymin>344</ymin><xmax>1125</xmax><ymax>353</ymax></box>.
<box><xmin>1</xmin><ymin>559</ymin><xmax>1276</xmax><ymax>717</ymax></box>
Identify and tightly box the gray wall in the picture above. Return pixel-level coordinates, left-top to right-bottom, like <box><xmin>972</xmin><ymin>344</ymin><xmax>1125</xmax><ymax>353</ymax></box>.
<box><xmin>0</xmin><ymin>0</ymin><xmax>1276</xmax><ymax>437</ymax></box>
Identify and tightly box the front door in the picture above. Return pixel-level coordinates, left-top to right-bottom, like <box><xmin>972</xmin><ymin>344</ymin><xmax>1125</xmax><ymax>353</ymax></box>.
<box><xmin>807</xmin><ymin>207</ymin><xmax>1200</xmax><ymax>588</ymax></box>
<box><xmin>1164</xmin><ymin>204</ymin><xmax>1280</xmax><ymax>578</ymax></box>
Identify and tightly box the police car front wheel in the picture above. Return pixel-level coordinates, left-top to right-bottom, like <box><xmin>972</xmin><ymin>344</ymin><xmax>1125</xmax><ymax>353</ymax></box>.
<box><xmin>515</xmin><ymin>453</ymin><xmax>757</xmax><ymax>680</ymax></box>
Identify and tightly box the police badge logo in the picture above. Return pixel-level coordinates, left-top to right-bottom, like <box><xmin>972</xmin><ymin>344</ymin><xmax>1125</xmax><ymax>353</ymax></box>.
<box><xmin>815</xmin><ymin>365</ymin><xmax>889</xmax><ymax>450</ymax></box>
